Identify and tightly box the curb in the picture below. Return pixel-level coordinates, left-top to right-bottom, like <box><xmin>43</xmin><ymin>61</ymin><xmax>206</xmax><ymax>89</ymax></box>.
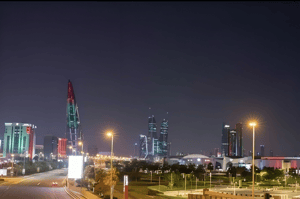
<box><xmin>64</xmin><ymin>186</ymin><xmax>82</xmax><ymax>199</ymax></box>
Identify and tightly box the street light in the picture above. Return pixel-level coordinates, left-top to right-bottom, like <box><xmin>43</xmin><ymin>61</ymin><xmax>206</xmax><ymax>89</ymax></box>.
<box><xmin>249</xmin><ymin>122</ymin><xmax>256</xmax><ymax>199</ymax></box>
<box><xmin>107</xmin><ymin>132</ymin><xmax>114</xmax><ymax>199</ymax></box>
<box><xmin>10</xmin><ymin>154</ymin><xmax>15</xmax><ymax>176</ymax></box>
<box><xmin>78</xmin><ymin>141</ymin><xmax>83</xmax><ymax>155</ymax></box>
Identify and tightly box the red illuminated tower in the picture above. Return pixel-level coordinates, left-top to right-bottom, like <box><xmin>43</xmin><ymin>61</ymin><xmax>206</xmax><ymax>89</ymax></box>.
<box><xmin>66</xmin><ymin>80</ymin><xmax>83</xmax><ymax>155</ymax></box>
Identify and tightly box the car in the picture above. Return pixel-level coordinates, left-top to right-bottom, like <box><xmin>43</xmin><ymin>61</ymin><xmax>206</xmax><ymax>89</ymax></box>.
<box><xmin>52</xmin><ymin>182</ymin><xmax>58</xmax><ymax>187</ymax></box>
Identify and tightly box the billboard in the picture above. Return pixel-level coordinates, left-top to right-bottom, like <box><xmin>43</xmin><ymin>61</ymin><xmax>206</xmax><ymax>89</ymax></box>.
<box><xmin>0</xmin><ymin>169</ymin><xmax>7</xmax><ymax>176</ymax></box>
<box><xmin>68</xmin><ymin>156</ymin><xmax>83</xmax><ymax>179</ymax></box>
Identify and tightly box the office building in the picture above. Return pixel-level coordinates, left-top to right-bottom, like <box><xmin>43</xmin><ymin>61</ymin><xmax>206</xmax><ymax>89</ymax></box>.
<box><xmin>236</xmin><ymin>123</ymin><xmax>243</xmax><ymax>156</ymax></box>
<box><xmin>139</xmin><ymin>134</ymin><xmax>148</xmax><ymax>158</ymax></box>
<box><xmin>221</xmin><ymin>123</ymin><xmax>230</xmax><ymax>156</ymax></box>
<box><xmin>66</xmin><ymin>80</ymin><xmax>83</xmax><ymax>155</ymax></box>
<box><xmin>3</xmin><ymin>123</ymin><xmax>36</xmax><ymax>160</ymax></box>
<box><xmin>229</xmin><ymin>130</ymin><xmax>237</xmax><ymax>156</ymax></box>
<box><xmin>158</xmin><ymin>118</ymin><xmax>168</xmax><ymax>157</ymax></box>
<box><xmin>260</xmin><ymin>145</ymin><xmax>265</xmax><ymax>157</ymax></box>
<box><xmin>58</xmin><ymin>138</ymin><xmax>67</xmax><ymax>157</ymax></box>
<box><xmin>0</xmin><ymin>136</ymin><xmax>3</xmax><ymax>153</ymax></box>
<box><xmin>221</xmin><ymin>122</ymin><xmax>243</xmax><ymax>157</ymax></box>
<box><xmin>44</xmin><ymin>135</ymin><xmax>58</xmax><ymax>161</ymax></box>
<box><xmin>147</xmin><ymin>115</ymin><xmax>157</xmax><ymax>156</ymax></box>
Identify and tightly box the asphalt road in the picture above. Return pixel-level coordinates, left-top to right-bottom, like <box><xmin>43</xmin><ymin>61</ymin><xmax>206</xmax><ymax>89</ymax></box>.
<box><xmin>0</xmin><ymin>168</ymin><xmax>72</xmax><ymax>199</ymax></box>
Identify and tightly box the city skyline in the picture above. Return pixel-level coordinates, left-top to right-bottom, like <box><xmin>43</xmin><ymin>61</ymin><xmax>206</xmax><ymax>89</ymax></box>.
<box><xmin>0</xmin><ymin>2</ymin><xmax>299</xmax><ymax>156</ymax></box>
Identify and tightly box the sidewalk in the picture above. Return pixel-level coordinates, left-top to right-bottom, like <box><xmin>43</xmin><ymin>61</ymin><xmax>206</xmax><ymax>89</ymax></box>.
<box><xmin>67</xmin><ymin>180</ymin><xmax>100</xmax><ymax>199</ymax></box>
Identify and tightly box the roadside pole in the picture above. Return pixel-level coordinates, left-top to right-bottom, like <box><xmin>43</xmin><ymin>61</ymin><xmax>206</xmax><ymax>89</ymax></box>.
<box><xmin>196</xmin><ymin>177</ymin><xmax>197</xmax><ymax>190</ymax></box>
<box><xmin>159</xmin><ymin>177</ymin><xmax>160</xmax><ymax>191</ymax></box>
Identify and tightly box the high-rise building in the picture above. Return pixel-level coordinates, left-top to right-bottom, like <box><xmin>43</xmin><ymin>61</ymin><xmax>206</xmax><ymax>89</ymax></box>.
<box><xmin>147</xmin><ymin>115</ymin><xmax>157</xmax><ymax>156</ymax></box>
<box><xmin>58</xmin><ymin>138</ymin><xmax>67</xmax><ymax>158</ymax></box>
<box><xmin>44</xmin><ymin>135</ymin><xmax>58</xmax><ymax>161</ymax></box>
<box><xmin>260</xmin><ymin>145</ymin><xmax>265</xmax><ymax>157</ymax></box>
<box><xmin>0</xmin><ymin>136</ymin><xmax>3</xmax><ymax>153</ymax></box>
<box><xmin>270</xmin><ymin>150</ymin><xmax>273</xmax><ymax>157</ymax></box>
<box><xmin>158</xmin><ymin>118</ymin><xmax>168</xmax><ymax>157</ymax></box>
<box><xmin>3</xmin><ymin>123</ymin><xmax>36</xmax><ymax>160</ymax></box>
<box><xmin>229</xmin><ymin>130</ymin><xmax>237</xmax><ymax>156</ymax></box>
<box><xmin>167</xmin><ymin>142</ymin><xmax>171</xmax><ymax>157</ymax></box>
<box><xmin>66</xmin><ymin>80</ymin><xmax>83</xmax><ymax>155</ymax></box>
<box><xmin>236</xmin><ymin>123</ymin><xmax>243</xmax><ymax>156</ymax></box>
<box><xmin>221</xmin><ymin>123</ymin><xmax>230</xmax><ymax>156</ymax></box>
<box><xmin>139</xmin><ymin>134</ymin><xmax>148</xmax><ymax>158</ymax></box>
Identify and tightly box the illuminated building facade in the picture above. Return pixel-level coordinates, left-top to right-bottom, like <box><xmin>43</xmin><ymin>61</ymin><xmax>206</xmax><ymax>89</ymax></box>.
<box><xmin>139</xmin><ymin>134</ymin><xmax>148</xmax><ymax>158</ymax></box>
<box><xmin>236</xmin><ymin>123</ymin><xmax>243</xmax><ymax>156</ymax></box>
<box><xmin>66</xmin><ymin>80</ymin><xmax>83</xmax><ymax>155</ymax></box>
<box><xmin>158</xmin><ymin>118</ymin><xmax>168</xmax><ymax>157</ymax></box>
<box><xmin>228</xmin><ymin>130</ymin><xmax>237</xmax><ymax>156</ymax></box>
<box><xmin>147</xmin><ymin>115</ymin><xmax>157</xmax><ymax>156</ymax></box>
<box><xmin>222</xmin><ymin>122</ymin><xmax>243</xmax><ymax>157</ymax></box>
<box><xmin>260</xmin><ymin>145</ymin><xmax>265</xmax><ymax>157</ymax></box>
<box><xmin>221</xmin><ymin>123</ymin><xmax>230</xmax><ymax>156</ymax></box>
<box><xmin>3</xmin><ymin>123</ymin><xmax>36</xmax><ymax>160</ymax></box>
<box><xmin>58</xmin><ymin>138</ymin><xmax>67</xmax><ymax>157</ymax></box>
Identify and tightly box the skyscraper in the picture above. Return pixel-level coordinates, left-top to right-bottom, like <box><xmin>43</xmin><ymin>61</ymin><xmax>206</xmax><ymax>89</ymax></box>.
<box><xmin>147</xmin><ymin>115</ymin><xmax>157</xmax><ymax>156</ymax></box>
<box><xmin>3</xmin><ymin>123</ymin><xmax>36</xmax><ymax>160</ymax></box>
<box><xmin>229</xmin><ymin>130</ymin><xmax>237</xmax><ymax>156</ymax></box>
<box><xmin>139</xmin><ymin>134</ymin><xmax>148</xmax><ymax>158</ymax></box>
<box><xmin>260</xmin><ymin>145</ymin><xmax>265</xmax><ymax>157</ymax></box>
<box><xmin>158</xmin><ymin>118</ymin><xmax>168</xmax><ymax>157</ymax></box>
<box><xmin>221</xmin><ymin>123</ymin><xmax>230</xmax><ymax>156</ymax></box>
<box><xmin>236</xmin><ymin>123</ymin><xmax>243</xmax><ymax>156</ymax></box>
<box><xmin>66</xmin><ymin>80</ymin><xmax>83</xmax><ymax>155</ymax></box>
<box><xmin>44</xmin><ymin>135</ymin><xmax>58</xmax><ymax>161</ymax></box>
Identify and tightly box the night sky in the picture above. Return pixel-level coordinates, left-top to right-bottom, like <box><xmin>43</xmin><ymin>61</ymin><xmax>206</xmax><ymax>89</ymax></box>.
<box><xmin>0</xmin><ymin>2</ymin><xmax>299</xmax><ymax>157</ymax></box>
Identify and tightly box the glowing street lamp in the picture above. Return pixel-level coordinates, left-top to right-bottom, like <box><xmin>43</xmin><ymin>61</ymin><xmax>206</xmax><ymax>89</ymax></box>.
<box><xmin>106</xmin><ymin>132</ymin><xmax>114</xmax><ymax>199</ymax></box>
<box><xmin>249</xmin><ymin>122</ymin><xmax>257</xmax><ymax>199</ymax></box>
<box><xmin>78</xmin><ymin>141</ymin><xmax>84</xmax><ymax>155</ymax></box>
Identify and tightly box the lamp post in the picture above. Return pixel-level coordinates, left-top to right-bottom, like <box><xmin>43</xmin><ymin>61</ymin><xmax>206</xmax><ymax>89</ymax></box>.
<box><xmin>78</xmin><ymin>141</ymin><xmax>83</xmax><ymax>155</ymax></box>
<box><xmin>107</xmin><ymin>132</ymin><xmax>114</xmax><ymax>199</ymax></box>
<box><xmin>11</xmin><ymin>154</ymin><xmax>14</xmax><ymax>176</ymax></box>
<box><xmin>250</xmin><ymin>122</ymin><xmax>256</xmax><ymax>199</ymax></box>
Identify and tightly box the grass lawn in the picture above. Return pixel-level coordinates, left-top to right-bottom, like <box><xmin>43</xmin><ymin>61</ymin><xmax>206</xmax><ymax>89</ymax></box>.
<box><xmin>114</xmin><ymin>181</ymin><xmax>184</xmax><ymax>199</ymax></box>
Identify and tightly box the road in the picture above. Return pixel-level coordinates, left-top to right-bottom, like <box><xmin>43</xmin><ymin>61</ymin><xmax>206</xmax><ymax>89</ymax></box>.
<box><xmin>0</xmin><ymin>168</ymin><xmax>72</xmax><ymax>199</ymax></box>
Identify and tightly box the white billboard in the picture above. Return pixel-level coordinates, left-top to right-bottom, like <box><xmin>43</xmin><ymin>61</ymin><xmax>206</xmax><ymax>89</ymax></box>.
<box><xmin>68</xmin><ymin>156</ymin><xmax>83</xmax><ymax>179</ymax></box>
<box><xmin>0</xmin><ymin>169</ymin><xmax>7</xmax><ymax>176</ymax></box>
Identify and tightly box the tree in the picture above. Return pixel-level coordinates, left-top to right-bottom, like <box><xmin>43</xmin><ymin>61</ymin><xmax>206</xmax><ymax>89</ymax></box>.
<box><xmin>84</xmin><ymin>166</ymin><xmax>95</xmax><ymax>180</ymax></box>
<box><xmin>129</xmin><ymin>169</ymin><xmax>141</xmax><ymax>182</ymax></box>
<box><xmin>103</xmin><ymin>168</ymin><xmax>120</xmax><ymax>194</ymax></box>
<box><xmin>94</xmin><ymin>169</ymin><xmax>110</xmax><ymax>196</ymax></box>
<box><xmin>262</xmin><ymin>167</ymin><xmax>284</xmax><ymax>181</ymax></box>
<box><xmin>164</xmin><ymin>172</ymin><xmax>184</xmax><ymax>188</ymax></box>
<box><xmin>194</xmin><ymin>165</ymin><xmax>206</xmax><ymax>180</ymax></box>
<box><xmin>207</xmin><ymin>163</ymin><xmax>214</xmax><ymax>171</ymax></box>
